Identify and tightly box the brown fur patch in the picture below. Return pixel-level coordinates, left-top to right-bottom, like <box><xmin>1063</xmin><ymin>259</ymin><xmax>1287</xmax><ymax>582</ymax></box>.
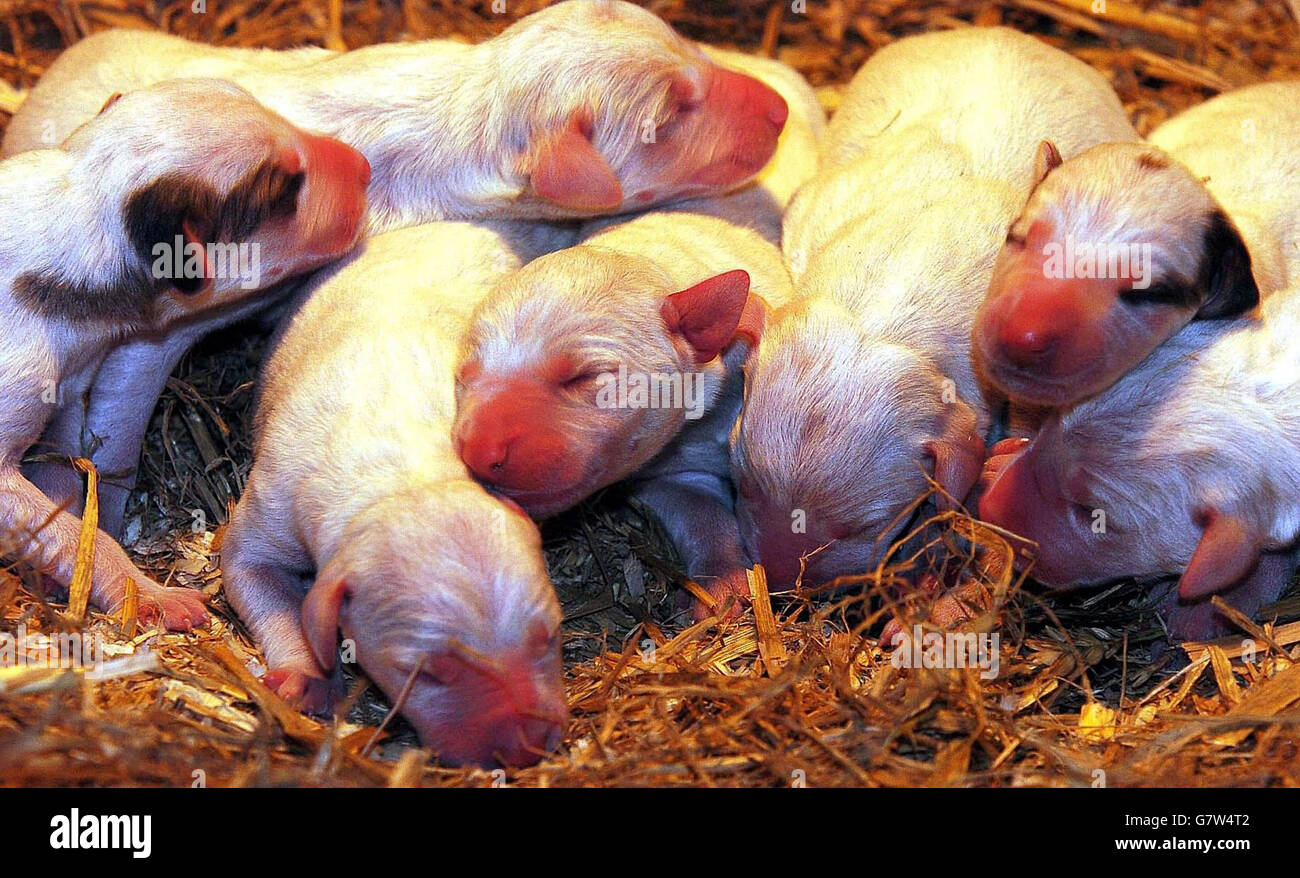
<box><xmin>13</xmin><ymin>266</ymin><xmax>157</xmax><ymax>326</ymax></box>
<box><xmin>15</xmin><ymin>156</ymin><xmax>301</xmax><ymax>324</ymax></box>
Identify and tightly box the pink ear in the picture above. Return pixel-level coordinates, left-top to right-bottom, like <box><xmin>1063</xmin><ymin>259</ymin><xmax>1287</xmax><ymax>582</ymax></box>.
<box><xmin>527</xmin><ymin>113</ymin><xmax>623</xmax><ymax>211</ymax></box>
<box><xmin>732</xmin><ymin>290</ymin><xmax>769</xmax><ymax>349</ymax></box>
<box><xmin>660</xmin><ymin>269</ymin><xmax>752</xmax><ymax>364</ymax></box>
<box><xmin>924</xmin><ymin>428</ymin><xmax>986</xmax><ymax>510</ymax></box>
<box><xmin>301</xmin><ymin>574</ymin><xmax>349</xmax><ymax>671</ymax></box>
<box><xmin>1033</xmin><ymin>139</ymin><xmax>1063</xmax><ymax>184</ymax></box>
<box><xmin>1179</xmin><ymin>510</ymin><xmax>1260</xmax><ymax>600</ymax></box>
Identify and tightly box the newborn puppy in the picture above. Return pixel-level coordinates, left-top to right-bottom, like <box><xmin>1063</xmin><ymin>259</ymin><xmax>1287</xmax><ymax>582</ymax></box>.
<box><xmin>973</xmin><ymin>82</ymin><xmax>1300</xmax><ymax>408</ymax></box>
<box><xmin>0</xmin><ymin>78</ymin><xmax>367</xmax><ymax>630</ymax></box>
<box><xmin>453</xmin><ymin>55</ymin><xmax>819</xmax><ymax>618</ymax></box>
<box><xmin>5</xmin><ymin>0</ymin><xmax>787</xmax><ymax>226</ymax></box>
<box><xmin>13</xmin><ymin>0</ymin><xmax>790</xmax><ymax>539</ymax></box>
<box><xmin>221</xmin><ymin>221</ymin><xmax>570</xmax><ymax>767</ymax></box>
<box><xmin>979</xmin><ymin>290</ymin><xmax>1300</xmax><ymax>641</ymax></box>
<box><xmin>733</xmin><ymin>28</ymin><xmax>1138</xmax><ymax>591</ymax></box>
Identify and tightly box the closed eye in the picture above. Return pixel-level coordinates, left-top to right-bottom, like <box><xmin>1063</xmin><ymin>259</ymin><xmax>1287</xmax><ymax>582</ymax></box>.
<box><xmin>563</xmin><ymin>367</ymin><xmax>613</xmax><ymax>390</ymax></box>
<box><xmin>1118</xmin><ymin>281</ymin><xmax>1197</xmax><ymax>309</ymax></box>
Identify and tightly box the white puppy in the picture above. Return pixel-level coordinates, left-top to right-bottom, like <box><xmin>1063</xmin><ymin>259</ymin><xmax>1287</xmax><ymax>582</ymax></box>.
<box><xmin>733</xmin><ymin>28</ymin><xmax>1138</xmax><ymax>590</ymax></box>
<box><xmin>14</xmin><ymin>0</ymin><xmax>792</xmax><ymax>540</ymax></box>
<box><xmin>0</xmin><ymin>78</ymin><xmax>368</xmax><ymax>629</ymax></box>
<box><xmin>4</xmin><ymin>0</ymin><xmax>787</xmax><ymax>227</ymax></box>
<box><xmin>973</xmin><ymin>82</ymin><xmax>1297</xmax><ymax>408</ymax></box>
<box><xmin>980</xmin><ymin>288</ymin><xmax>1300</xmax><ymax>640</ymax></box>
<box><xmin>452</xmin><ymin>54</ymin><xmax>819</xmax><ymax>619</ymax></box>
<box><xmin>221</xmin><ymin>221</ymin><xmax>571</xmax><ymax>767</ymax></box>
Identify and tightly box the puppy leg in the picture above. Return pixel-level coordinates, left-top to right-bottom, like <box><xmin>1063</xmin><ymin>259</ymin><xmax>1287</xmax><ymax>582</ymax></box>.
<box><xmin>633</xmin><ymin>473</ymin><xmax>752</xmax><ymax>621</ymax></box>
<box><xmin>27</xmin><ymin>334</ymin><xmax>197</xmax><ymax>540</ymax></box>
<box><xmin>222</xmin><ymin>482</ymin><xmax>335</xmax><ymax>714</ymax></box>
<box><xmin>0</xmin><ymin>465</ymin><xmax>208</xmax><ymax>630</ymax></box>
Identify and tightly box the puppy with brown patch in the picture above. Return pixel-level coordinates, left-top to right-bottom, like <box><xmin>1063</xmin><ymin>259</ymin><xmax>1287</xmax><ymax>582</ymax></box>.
<box><xmin>5</xmin><ymin>0</ymin><xmax>786</xmax><ymax>225</ymax></box>
<box><xmin>11</xmin><ymin>0</ymin><xmax>790</xmax><ymax>541</ymax></box>
<box><xmin>973</xmin><ymin>82</ymin><xmax>1297</xmax><ymax>409</ymax></box>
<box><xmin>221</xmin><ymin>221</ymin><xmax>569</xmax><ymax>766</ymax></box>
<box><xmin>0</xmin><ymin>78</ymin><xmax>368</xmax><ymax>629</ymax></box>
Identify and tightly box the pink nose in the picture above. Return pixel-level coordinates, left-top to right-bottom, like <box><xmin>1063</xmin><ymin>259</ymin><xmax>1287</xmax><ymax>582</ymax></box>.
<box><xmin>998</xmin><ymin>321</ymin><xmax>1057</xmax><ymax>368</ymax></box>
<box><xmin>756</xmin><ymin>526</ymin><xmax>825</xmax><ymax>589</ymax></box>
<box><xmin>715</xmin><ymin>68</ymin><xmax>788</xmax><ymax>130</ymax></box>
<box><xmin>459</xmin><ymin>429</ymin><xmax>513</xmax><ymax>483</ymax></box>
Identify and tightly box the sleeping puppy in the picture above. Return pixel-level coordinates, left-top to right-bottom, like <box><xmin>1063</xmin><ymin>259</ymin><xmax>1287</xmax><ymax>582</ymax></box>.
<box><xmin>1</xmin><ymin>78</ymin><xmax>368</xmax><ymax>629</ymax></box>
<box><xmin>973</xmin><ymin>82</ymin><xmax>1300</xmax><ymax>409</ymax></box>
<box><xmin>732</xmin><ymin>28</ymin><xmax>1137</xmax><ymax>590</ymax></box>
<box><xmin>10</xmin><ymin>0</ymin><xmax>790</xmax><ymax>538</ymax></box>
<box><xmin>979</xmin><ymin>289</ymin><xmax>1300</xmax><ymax>641</ymax></box>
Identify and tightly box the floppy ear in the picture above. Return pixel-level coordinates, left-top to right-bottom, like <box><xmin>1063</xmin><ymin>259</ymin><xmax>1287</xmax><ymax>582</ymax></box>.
<box><xmin>661</xmin><ymin>269</ymin><xmax>752</xmax><ymax>364</ymax></box>
<box><xmin>924</xmin><ymin>433</ymin><xmax>986</xmax><ymax>511</ymax></box>
<box><xmin>301</xmin><ymin>573</ymin><xmax>350</xmax><ymax>672</ymax></box>
<box><xmin>1032</xmin><ymin>140</ymin><xmax>1063</xmax><ymax>185</ymax></box>
<box><xmin>732</xmin><ymin>290</ymin><xmax>770</xmax><ymax>349</ymax></box>
<box><xmin>526</xmin><ymin>112</ymin><xmax>622</xmax><ymax>211</ymax></box>
<box><xmin>1178</xmin><ymin>508</ymin><xmax>1261</xmax><ymax>600</ymax></box>
<box><xmin>923</xmin><ymin>404</ymin><xmax>985</xmax><ymax>510</ymax></box>
<box><xmin>1195</xmin><ymin>211</ymin><xmax>1259</xmax><ymax>319</ymax></box>
<box><xmin>124</xmin><ymin>175</ymin><xmax>218</xmax><ymax>297</ymax></box>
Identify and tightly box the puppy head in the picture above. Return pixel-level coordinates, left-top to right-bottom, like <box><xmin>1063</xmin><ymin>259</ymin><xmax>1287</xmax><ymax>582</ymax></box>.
<box><xmin>979</xmin><ymin>345</ymin><xmax>1282</xmax><ymax>605</ymax></box>
<box><xmin>497</xmin><ymin>0</ymin><xmax>787</xmax><ymax>215</ymax></box>
<box><xmin>53</xmin><ymin>78</ymin><xmax>370</xmax><ymax>325</ymax></box>
<box><xmin>974</xmin><ymin>141</ymin><xmax>1258</xmax><ymax>408</ymax></box>
<box><xmin>453</xmin><ymin>246</ymin><xmax>755</xmax><ymax>517</ymax></box>
<box><xmin>300</xmin><ymin>482</ymin><xmax>565</xmax><ymax>768</ymax></box>
<box><xmin>732</xmin><ymin>297</ymin><xmax>983</xmax><ymax>590</ymax></box>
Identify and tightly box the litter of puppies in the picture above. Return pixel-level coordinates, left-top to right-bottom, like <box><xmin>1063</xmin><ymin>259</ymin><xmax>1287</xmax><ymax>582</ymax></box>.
<box><xmin>1</xmin><ymin>0</ymin><xmax>1299</xmax><ymax>786</ymax></box>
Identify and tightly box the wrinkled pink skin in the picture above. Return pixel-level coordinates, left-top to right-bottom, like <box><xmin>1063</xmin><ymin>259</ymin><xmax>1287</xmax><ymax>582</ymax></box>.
<box><xmin>978</xmin><ymin>437</ymin><xmax>1291</xmax><ymax>640</ymax></box>
<box><xmin>974</xmin><ymin>219</ymin><xmax>1188</xmax><ymax>409</ymax></box>
<box><xmin>624</xmin><ymin>66</ymin><xmax>788</xmax><ymax>207</ymax></box>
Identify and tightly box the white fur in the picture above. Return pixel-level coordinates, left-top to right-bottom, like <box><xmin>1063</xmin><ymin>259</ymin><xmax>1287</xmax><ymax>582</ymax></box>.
<box><xmin>1150</xmin><ymin>81</ymin><xmax>1300</xmax><ymax>294</ymax></box>
<box><xmin>16</xmin><ymin>0</ymin><xmax>787</xmax><ymax>541</ymax></box>
<box><xmin>0</xmin><ymin>78</ymin><xmax>362</xmax><ymax>628</ymax></box>
<box><xmin>735</xmin><ymin>27</ymin><xmax>1138</xmax><ymax>583</ymax></box>
<box><xmin>974</xmin><ymin>83</ymin><xmax>1298</xmax><ymax>410</ymax></box>
<box><xmin>452</xmin><ymin>55</ymin><xmax>815</xmax><ymax>609</ymax></box>
<box><xmin>982</xmin><ymin>287</ymin><xmax>1300</xmax><ymax>638</ymax></box>
<box><xmin>6</xmin><ymin>0</ymin><xmax>754</xmax><ymax>228</ymax></box>
<box><xmin>221</xmin><ymin>220</ymin><xmax>569</xmax><ymax>759</ymax></box>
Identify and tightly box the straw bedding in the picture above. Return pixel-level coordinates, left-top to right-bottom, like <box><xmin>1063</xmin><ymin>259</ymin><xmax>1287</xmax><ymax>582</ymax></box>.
<box><xmin>1</xmin><ymin>0</ymin><xmax>1298</xmax><ymax>787</ymax></box>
